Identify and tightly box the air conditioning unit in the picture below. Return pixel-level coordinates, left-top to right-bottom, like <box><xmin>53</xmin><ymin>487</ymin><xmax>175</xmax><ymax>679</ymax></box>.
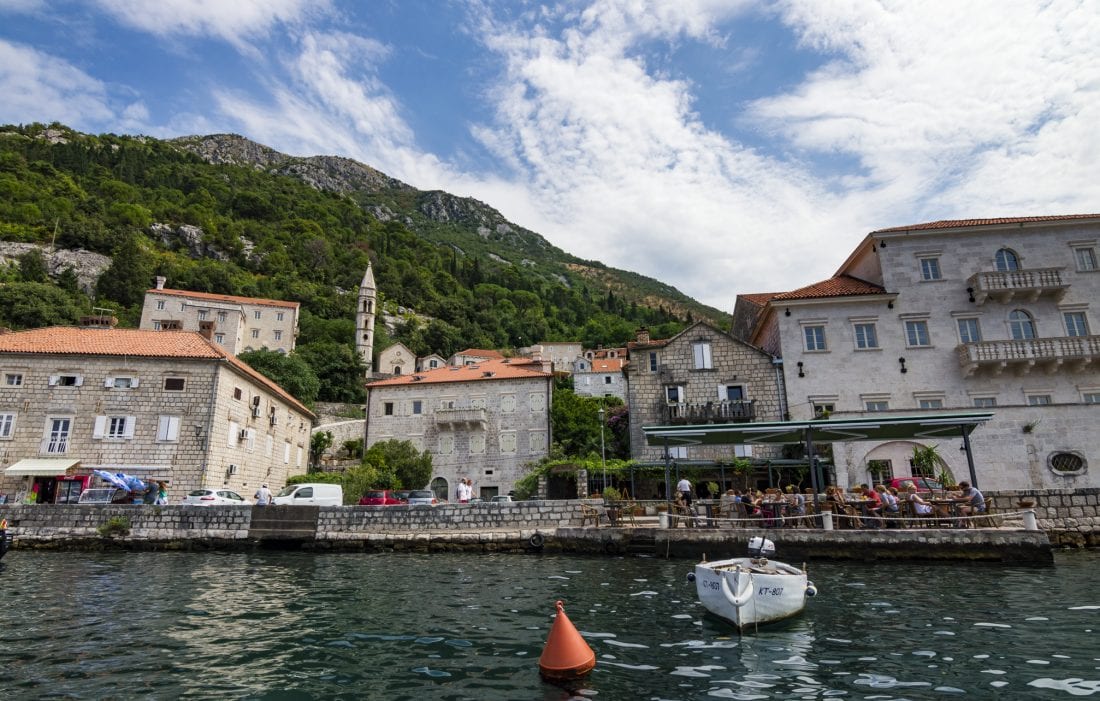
<box><xmin>227</xmin><ymin>464</ymin><xmax>238</xmax><ymax>475</ymax></box>
<box><xmin>251</xmin><ymin>406</ymin><xmax>261</xmax><ymax>419</ymax></box>
<box><xmin>238</xmin><ymin>429</ymin><xmax>248</xmax><ymax>441</ymax></box>
<box><xmin>269</xmin><ymin>415</ymin><xmax>278</xmax><ymax>426</ymax></box>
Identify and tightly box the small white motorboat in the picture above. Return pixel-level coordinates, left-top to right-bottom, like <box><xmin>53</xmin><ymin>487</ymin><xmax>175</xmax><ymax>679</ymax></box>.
<box><xmin>689</xmin><ymin>537</ymin><xmax>817</xmax><ymax>631</ymax></box>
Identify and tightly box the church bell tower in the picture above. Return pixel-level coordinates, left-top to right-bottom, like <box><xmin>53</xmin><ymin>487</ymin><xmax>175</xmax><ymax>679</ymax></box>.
<box><xmin>356</xmin><ymin>263</ymin><xmax>376</xmax><ymax>376</ymax></box>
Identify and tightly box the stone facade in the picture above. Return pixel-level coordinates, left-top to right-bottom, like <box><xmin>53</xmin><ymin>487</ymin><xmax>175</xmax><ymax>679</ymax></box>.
<box><xmin>0</xmin><ymin>328</ymin><xmax>313</xmax><ymax>501</ymax></box>
<box><xmin>743</xmin><ymin>216</ymin><xmax>1100</xmax><ymax>490</ymax></box>
<box><xmin>364</xmin><ymin>358</ymin><xmax>553</xmax><ymax>499</ymax></box>
<box><xmin>521</xmin><ymin>342</ymin><xmax>583</xmax><ymax>374</ymax></box>
<box><xmin>625</xmin><ymin>322</ymin><xmax>785</xmax><ymax>463</ymax></box>
<box><xmin>572</xmin><ymin>353</ymin><xmax>627</xmax><ymax>400</ymax></box>
<box><xmin>376</xmin><ymin>342</ymin><xmax>415</xmax><ymax>376</ymax></box>
<box><xmin>139</xmin><ymin>278</ymin><xmax>300</xmax><ymax>356</ymax></box>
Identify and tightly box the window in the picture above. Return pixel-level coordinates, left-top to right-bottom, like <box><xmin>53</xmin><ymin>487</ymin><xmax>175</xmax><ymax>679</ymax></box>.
<box><xmin>156</xmin><ymin>416</ymin><xmax>180</xmax><ymax>442</ymax></box>
<box><xmin>215</xmin><ymin>333</ymin><xmax>225</xmax><ymax>344</ymax></box>
<box><xmin>5</xmin><ymin>373</ymin><xmax>22</xmax><ymax>386</ymax></box>
<box><xmin>1049</xmin><ymin>452</ymin><xmax>1086</xmax><ymax>475</ymax></box>
<box><xmin>905</xmin><ymin>320</ymin><xmax>931</xmax><ymax>347</ymax></box>
<box><xmin>957</xmin><ymin>318</ymin><xmax>982</xmax><ymax>344</ymax></box>
<box><xmin>920</xmin><ymin>257</ymin><xmax>942</xmax><ymax>281</ymax></box>
<box><xmin>1027</xmin><ymin>394</ymin><xmax>1052</xmax><ymax>406</ymax></box>
<box><xmin>723</xmin><ymin>385</ymin><xmax>745</xmax><ymax>402</ymax></box>
<box><xmin>198</xmin><ymin>310</ymin><xmax>208</xmax><ymax>321</ymax></box>
<box><xmin>284</xmin><ymin>442</ymin><xmax>291</xmax><ymax>464</ymax></box>
<box><xmin>254</xmin><ymin>310</ymin><xmax>262</xmax><ymax>319</ymax></box>
<box><xmin>530</xmin><ymin>431</ymin><xmax>546</xmax><ymax>451</ymax></box>
<box><xmin>867</xmin><ymin>459</ymin><xmax>894</xmax><ymax>481</ymax></box>
<box><xmin>804</xmin><ymin>325</ymin><xmax>827</xmax><ymax>351</ymax></box>
<box><xmin>649</xmin><ymin>352</ymin><xmax>658</xmax><ymax>372</ymax></box>
<box><xmin>470</xmin><ymin>433</ymin><xmax>486</xmax><ymax>454</ymax></box>
<box><xmin>812</xmin><ymin>403</ymin><xmax>834</xmax><ymax>418</ymax></box>
<box><xmin>973</xmin><ymin>397</ymin><xmax>997</xmax><ymax>408</ymax></box>
<box><xmin>438</xmin><ymin>434</ymin><xmax>454</xmax><ymax>455</ymax></box>
<box><xmin>865</xmin><ymin>400</ymin><xmax>889</xmax><ymax>412</ymax></box>
<box><xmin>918</xmin><ymin>398</ymin><xmax>943</xmax><ymax>409</ymax></box>
<box><xmin>108</xmin><ymin>416</ymin><xmax>128</xmax><ymax>439</ymax></box>
<box><xmin>44</xmin><ymin>417</ymin><xmax>71</xmax><ymax>453</ymax></box>
<box><xmin>274</xmin><ymin>330</ymin><xmax>283</xmax><ymax>341</ymax></box>
<box><xmin>1064</xmin><ymin>311</ymin><xmax>1089</xmax><ymax>337</ymax></box>
<box><xmin>853</xmin><ymin>323</ymin><xmax>879</xmax><ymax>349</ymax></box>
<box><xmin>164</xmin><ymin>378</ymin><xmax>185</xmax><ymax>391</ymax></box>
<box><xmin>501</xmin><ymin>395</ymin><xmax>516</xmax><ymax>413</ymax></box>
<box><xmin>93</xmin><ymin>415</ymin><xmax>135</xmax><ymax>440</ymax></box>
<box><xmin>180</xmin><ymin>302</ymin><xmax>186</xmax><ymax>311</ymax></box>
<box><xmin>667</xmin><ymin>446</ymin><xmax>689</xmax><ymax>459</ymax></box>
<box><xmin>1083</xmin><ymin>392</ymin><xmax>1100</xmax><ymax>404</ymax></box>
<box><xmin>384</xmin><ymin>402</ymin><xmax>394</xmax><ymax>416</ymax></box>
<box><xmin>106</xmin><ymin>376</ymin><xmax>138</xmax><ymax>389</ymax></box>
<box><xmin>995</xmin><ymin>248</ymin><xmax>1020</xmax><ymax>271</ymax></box>
<box><xmin>604</xmin><ymin>376</ymin><xmax>613</xmax><ymax>384</ymax></box>
<box><xmin>156</xmin><ymin>300</ymin><xmax>165</xmax><ymax>310</ymax></box>
<box><xmin>49</xmin><ymin>374</ymin><xmax>82</xmax><ymax>387</ymax></box>
<box><xmin>251</xmin><ymin>329</ymin><xmax>260</xmax><ymax>339</ymax></box>
<box><xmin>1074</xmin><ymin>246</ymin><xmax>1098</xmax><ymax>272</ymax></box>
<box><xmin>500</xmin><ymin>431</ymin><xmax>516</xmax><ymax>454</ymax></box>
<box><xmin>0</xmin><ymin>412</ymin><xmax>14</xmax><ymax>438</ymax></box>
<box><xmin>233</xmin><ymin>387</ymin><xmax>243</xmax><ymax>401</ymax></box>
<box><xmin>1009</xmin><ymin>310</ymin><xmax>1036</xmax><ymax>340</ymax></box>
<box><xmin>277</xmin><ymin>312</ymin><xmax>285</xmax><ymax>321</ymax></box>
<box><xmin>412</xmin><ymin>400</ymin><xmax>422</xmax><ymax>415</ymax></box>
<box><xmin>218</xmin><ymin>311</ymin><xmax>228</xmax><ymax>322</ymax></box>
<box><xmin>665</xmin><ymin>386</ymin><xmax>684</xmax><ymax>403</ymax></box>
<box><xmin>692</xmin><ymin>342</ymin><xmax>713</xmax><ymax>369</ymax></box>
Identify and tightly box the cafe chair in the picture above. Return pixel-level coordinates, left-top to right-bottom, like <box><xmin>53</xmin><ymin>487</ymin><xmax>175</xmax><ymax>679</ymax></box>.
<box><xmin>580</xmin><ymin>502</ymin><xmax>604</xmax><ymax>528</ymax></box>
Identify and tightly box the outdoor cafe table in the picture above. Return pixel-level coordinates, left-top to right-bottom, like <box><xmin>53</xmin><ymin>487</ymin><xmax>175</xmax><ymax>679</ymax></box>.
<box><xmin>930</xmin><ymin>498</ymin><xmax>964</xmax><ymax>526</ymax></box>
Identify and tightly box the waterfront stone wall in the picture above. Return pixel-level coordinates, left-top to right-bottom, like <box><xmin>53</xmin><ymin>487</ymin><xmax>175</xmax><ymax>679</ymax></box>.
<box><xmin>987</xmin><ymin>488</ymin><xmax>1100</xmax><ymax>547</ymax></box>
<box><xmin>0</xmin><ymin>504</ymin><xmax>252</xmax><ymax>545</ymax></box>
<box><xmin>316</xmin><ymin>501</ymin><xmax>578</xmax><ymax>539</ymax></box>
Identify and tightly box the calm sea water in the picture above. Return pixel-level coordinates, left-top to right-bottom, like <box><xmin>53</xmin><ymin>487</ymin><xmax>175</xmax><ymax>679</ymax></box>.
<box><xmin>0</xmin><ymin>548</ymin><xmax>1097</xmax><ymax>700</ymax></box>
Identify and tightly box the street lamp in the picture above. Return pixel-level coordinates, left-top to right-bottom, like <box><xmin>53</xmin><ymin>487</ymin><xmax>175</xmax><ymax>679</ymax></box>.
<box><xmin>598</xmin><ymin>407</ymin><xmax>607</xmax><ymax>491</ymax></box>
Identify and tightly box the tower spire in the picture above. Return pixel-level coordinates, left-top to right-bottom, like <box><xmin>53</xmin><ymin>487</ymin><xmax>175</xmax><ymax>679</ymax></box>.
<box><xmin>356</xmin><ymin>262</ymin><xmax>376</xmax><ymax>376</ymax></box>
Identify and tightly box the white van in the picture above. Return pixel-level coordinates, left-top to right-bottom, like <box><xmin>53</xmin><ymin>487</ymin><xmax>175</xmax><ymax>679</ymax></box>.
<box><xmin>271</xmin><ymin>483</ymin><xmax>343</xmax><ymax>506</ymax></box>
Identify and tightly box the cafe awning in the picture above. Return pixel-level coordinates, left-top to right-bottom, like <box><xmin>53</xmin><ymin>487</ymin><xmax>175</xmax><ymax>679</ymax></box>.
<box><xmin>4</xmin><ymin>457</ymin><xmax>82</xmax><ymax>477</ymax></box>
<box><xmin>643</xmin><ymin>412</ymin><xmax>995</xmax><ymax>447</ymax></box>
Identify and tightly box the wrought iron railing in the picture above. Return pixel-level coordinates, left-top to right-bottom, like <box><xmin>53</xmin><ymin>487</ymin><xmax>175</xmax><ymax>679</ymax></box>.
<box><xmin>665</xmin><ymin>400</ymin><xmax>755</xmax><ymax>425</ymax></box>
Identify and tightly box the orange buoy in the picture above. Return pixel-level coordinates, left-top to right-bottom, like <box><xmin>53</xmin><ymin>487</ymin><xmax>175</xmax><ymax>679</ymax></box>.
<box><xmin>539</xmin><ymin>600</ymin><xmax>596</xmax><ymax>680</ymax></box>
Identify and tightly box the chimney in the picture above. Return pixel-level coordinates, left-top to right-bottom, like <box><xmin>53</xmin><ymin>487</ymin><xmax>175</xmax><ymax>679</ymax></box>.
<box><xmin>79</xmin><ymin>314</ymin><xmax>118</xmax><ymax>329</ymax></box>
<box><xmin>636</xmin><ymin>327</ymin><xmax>650</xmax><ymax>344</ymax></box>
<box><xmin>155</xmin><ymin>276</ymin><xmax>166</xmax><ymax>290</ymax></box>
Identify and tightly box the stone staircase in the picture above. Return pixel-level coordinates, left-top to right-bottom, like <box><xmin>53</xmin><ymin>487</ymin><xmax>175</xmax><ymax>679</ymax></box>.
<box><xmin>247</xmin><ymin>505</ymin><xmax>319</xmax><ymax>541</ymax></box>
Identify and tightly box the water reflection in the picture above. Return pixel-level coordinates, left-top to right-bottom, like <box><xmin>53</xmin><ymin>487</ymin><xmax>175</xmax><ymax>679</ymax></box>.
<box><xmin>0</xmin><ymin>551</ymin><xmax>1097</xmax><ymax>699</ymax></box>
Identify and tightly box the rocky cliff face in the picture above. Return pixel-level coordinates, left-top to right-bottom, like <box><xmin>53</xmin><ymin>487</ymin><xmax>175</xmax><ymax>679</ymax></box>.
<box><xmin>0</xmin><ymin>242</ymin><xmax>110</xmax><ymax>293</ymax></box>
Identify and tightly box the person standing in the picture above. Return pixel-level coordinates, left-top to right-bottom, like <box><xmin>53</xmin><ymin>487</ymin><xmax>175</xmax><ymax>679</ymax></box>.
<box><xmin>155</xmin><ymin>481</ymin><xmax>169</xmax><ymax>505</ymax></box>
<box><xmin>676</xmin><ymin>476</ymin><xmax>693</xmax><ymax>507</ymax></box>
<box><xmin>457</xmin><ymin>479</ymin><xmax>470</xmax><ymax>503</ymax></box>
<box><xmin>254</xmin><ymin>484</ymin><xmax>273</xmax><ymax>506</ymax></box>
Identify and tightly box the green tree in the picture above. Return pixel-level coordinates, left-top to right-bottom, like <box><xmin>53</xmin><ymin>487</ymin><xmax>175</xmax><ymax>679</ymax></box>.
<box><xmin>0</xmin><ymin>282</ymin><xmax>84</xmax><ymax>329</ymax></box>
<box><xmin>17</xmin><ymin>249</ymin><xmax>49</xmax><ymax>283</ymax></box>
<box><xmin>238</xmin><ymin>348</ymin><xmax>321</xmax><ymax>407</ymax></box>
<box><xmin>309</xmin><ymin>431</ymin><xmax>333</xmax><ymax>471</ymax></box>
<box><xmin>96</xmin><ymin>234</ymin><xmax>153</xmax><ymax>308</ymax></box>
<box><xmin>294</xmin><ymin>341</ymin><xmax>366</xmax><ymax>403</ymax></box>
<box><xmin>364</xmin><ymin>439</ymin><xmax>433</xmax><ymax>489</ymax></box>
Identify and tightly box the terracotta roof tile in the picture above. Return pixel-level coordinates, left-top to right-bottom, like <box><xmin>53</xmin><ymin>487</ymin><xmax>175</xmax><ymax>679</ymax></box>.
<box><xmin>0</xmin><ymin>327</ymin><xmax>313</xmax><ymax>417</ymax></box>
<box><xmin>588</xmin><ymin>357</ymin><xmax>625</xmax><ymax>372</ymax></box>
<box><xmin>367</xmin><ymin>357</ymin><xmax>550</xmax><ymax>387</ymax></box>
<box><xmin>738</xmin><ymin>292</ymin><xmax>780</xmax><ymax>308</ymax></box>
<box><xmin>453</xmin><ymin>348</ymin><xmax>504</xmax><ymax>359</ymax></box>
<box><xmin>147</xmin><ymin>288</ymin><xmax>299</xmax><ymax>309</ymax></box>
<box><xmin>871</xmin><ymin>214</ymin><xmax>1100</xmax><ymax>234</ymax></box>
<box><xmin>772</xmin><ymin>275</ymin><xmax>886</xmax><ymax>301</ymax></box>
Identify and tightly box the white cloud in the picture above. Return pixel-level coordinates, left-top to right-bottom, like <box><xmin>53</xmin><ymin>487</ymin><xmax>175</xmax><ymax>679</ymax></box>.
<box><xmin>92</xmin><ymin>0</ymin><xmax>328</xmax><ymax>51</ymax></box>
<box><xmin>0</xmin><ymin>40</ymin><xmax>115</xmax><ymax>127</ymax></box>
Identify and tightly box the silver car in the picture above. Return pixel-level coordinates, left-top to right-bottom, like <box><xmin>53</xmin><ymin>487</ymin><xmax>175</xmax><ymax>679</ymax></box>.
<box><xmin>406</xmin><ymin>490</ymin><xmax>438</xmax><ymax>506</ymax></box>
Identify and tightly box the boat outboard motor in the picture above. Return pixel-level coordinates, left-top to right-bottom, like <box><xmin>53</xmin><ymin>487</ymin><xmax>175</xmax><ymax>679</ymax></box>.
<box><xmin>747</xmin><ymin>536</ymin><xmax>775</xmax><ymax>559</ymax></box>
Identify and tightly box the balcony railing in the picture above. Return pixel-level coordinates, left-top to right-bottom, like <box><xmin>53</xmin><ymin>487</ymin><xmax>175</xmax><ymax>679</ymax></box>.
<box><xmin>434</xmin><ymin>407</ymin><xmax>488</xmax><ymax>427</ymax></box>
<box><xmin>957</xmin><ymin>335</ymin><xmax>1100</xmax><ymax>375</ymax></box>
<box><xmin>40</xmin><ymin>438</ymin><xmax>69</xmax><ymax>454</ymax></box>
<box><xmin>665</xmin><ymin>400</ymin><xmax>756</xmax><ymax>425</ymax></box>
<box><xmin>966</xmin><ymin>267</ymin><xmax>1068</xmax><ymax>305</ymax></box>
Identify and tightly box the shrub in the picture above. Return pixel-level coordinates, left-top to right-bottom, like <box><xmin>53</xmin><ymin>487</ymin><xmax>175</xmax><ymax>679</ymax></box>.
<box><xmin>97</xmin><ymin>515</ymin><xmax>131</xmax><ymax>538</ymax></box>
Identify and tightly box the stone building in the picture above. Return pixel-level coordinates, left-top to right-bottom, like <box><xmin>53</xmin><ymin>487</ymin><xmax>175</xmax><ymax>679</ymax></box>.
<box><xmin>0</xmin><ymin>326</ymin><xmax>314</xmax><ymax>503</ymax></box>
<box><xmin>572</xmin><ymin>349</ymin><xmax>627</xmax><ymax>400</ymax></box>
<box><xmin>624</xmin><ymin>322</ymin><xmax>785</xmax><ymax>463</ymax></box>
<box><xmin>449</xmin><ymin>348</ymin><xmax>504</xmax><ymax>366</ymax></box>
<box><xmin>139</xmin><ymin>277</ymin><xmax>300</xmax><ymax>356</ymax></box>
<box><xmin>521</xmin><ymin>342</ymin><xmax>584</xmax><ymax>374</ymax></box>
<box><xmin>376</xmin><ymin>342</ymin><xmax>415</xmax><ymax>376</ymax></box>
<box><xmin>364</xmin><ymin>357</ymin><xmax>553</xmax><ymax>500</ymax></box>
<box><xmin>417</xmin><ymin>354</ymin><xmax>446</xmax><ymax>372</ymax></box>
<box><xmin>735</xmin><ymin>214</ymin><xmax>1100</xmax><ymax>490</ymax></box>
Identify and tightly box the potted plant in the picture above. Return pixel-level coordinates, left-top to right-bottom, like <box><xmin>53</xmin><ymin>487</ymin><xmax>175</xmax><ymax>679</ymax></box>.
<box><xmin>603</xmin><ymin>486</ymin><xmax>622</xmax><ymax>525</ymax></box>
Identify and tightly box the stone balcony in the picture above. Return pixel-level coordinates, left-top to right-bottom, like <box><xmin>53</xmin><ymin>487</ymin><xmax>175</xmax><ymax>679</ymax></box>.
<box><xmin>434</xmin><ymin>407</ymin><xmax>488</xmax><ymax>427</ymax></box>
<box><xmin>966</xmin><ymin>267</ymin><xmax>1068</xmax><ymax>305</ymax></box>
<box><xmin>665</xmin><ymin>400</ymin><xmax>756</xmax><ymax>425</ymax></box>
<box><xmin>957</xmin><ymin>335</ymin><xmax>1100</xmax><ymax>375</ymax></box>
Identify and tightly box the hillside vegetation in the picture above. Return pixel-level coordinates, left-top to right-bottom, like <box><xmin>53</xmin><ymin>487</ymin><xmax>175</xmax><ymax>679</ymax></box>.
<box><xmin>0</xmin><ymin>123</ymin><xmax>727</xmax><ymax>402</ymax></box>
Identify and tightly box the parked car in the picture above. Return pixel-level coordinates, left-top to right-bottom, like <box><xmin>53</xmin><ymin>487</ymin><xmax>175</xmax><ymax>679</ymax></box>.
<box><xmin>392</xmin><ymin>490</ymin><xmax>412</xmax><ymax>503</ymax></box>
<box><xmin>182</xmin><ymin>489</ymin><xmax>251</xmax><ymax>505</ymax></box>
<box><xmin>359</xmin><ymin>489</ymin><xmax>402</xmax><ymax>506</ymax></box>
<box><xmin>888</xmin><ymin>477</ymin><xmax>944</xmax><ymax>493</ymax></box>
<box><xmin>406</xmin><ymin>490</ymin><xmax>438</xmax><ymax>506</ymax></box>
<box><xmin>272</xmin><ymin>483</ymin><xmax>343</xmax><ymax>506</ymax></box>
<box><xmin>490</xmin><ymin>495</ymin><xmax>513</xmax><ymax>503</ymax></box>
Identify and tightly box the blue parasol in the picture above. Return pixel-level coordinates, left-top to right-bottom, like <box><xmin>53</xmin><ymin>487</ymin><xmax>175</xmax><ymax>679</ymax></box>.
<box><xmin>93</xmin><ymin>470</ymin><xmax>131</xmax><ymax>491</ymax></box>
<box><xmin>118</xmin><ymin>474</ymin><xmax>148</xmax><ymax>492</ymax></box>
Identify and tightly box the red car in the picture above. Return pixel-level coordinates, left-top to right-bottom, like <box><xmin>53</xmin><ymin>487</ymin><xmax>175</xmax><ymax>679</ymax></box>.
<box><xmin>359</xmin><ymin>489</ymin><xmax>402</xmax><ymax>506</ymax></box>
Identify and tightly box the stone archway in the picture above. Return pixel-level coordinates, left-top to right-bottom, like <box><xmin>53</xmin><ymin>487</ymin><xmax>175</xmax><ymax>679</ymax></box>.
<box><xmin>430</xmin><ymin>476</ymin><xmax>449</xmax><ymax>502</ymax></box>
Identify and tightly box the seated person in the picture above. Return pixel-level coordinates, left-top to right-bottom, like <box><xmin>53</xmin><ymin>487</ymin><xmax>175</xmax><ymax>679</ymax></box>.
<box><xmin>906</xmin><ymin>484</ymin><xmax>948</xmax><ymax>518</ymax></box>
<box><xmin>785</xmin><ymin>485</ymin><xmax>806</xmax><ymax>516</ymax></box>
<box><xmin>955</xmin><ymin>481</ymin><xmax>986</xmax><ymax>517</ymax></box>
<box><xmin>859</xmin><ymin>484</ymin><xmax>884</xmax><ymax>526</ymax></box>
<box><xmin>875</xmin><ymin>484</ymin><xmax>900</xmax><ymax>514</ymax></box>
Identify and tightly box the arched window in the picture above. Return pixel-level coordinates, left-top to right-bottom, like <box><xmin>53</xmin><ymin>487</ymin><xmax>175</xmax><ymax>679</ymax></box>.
<box><xmin>430</xmin><ymin>477</ymin><xmax>449</xmax><ymax>501</ymax></box>
<box><xmin>1008</xmin><ymin>310</ymin><xmax>1036</xmax><ymax>339</ymax></box>
<box><xmin>995</xmin><ymin>248</ymin><xmax>1020</xmax><ymax>271</ymax></box>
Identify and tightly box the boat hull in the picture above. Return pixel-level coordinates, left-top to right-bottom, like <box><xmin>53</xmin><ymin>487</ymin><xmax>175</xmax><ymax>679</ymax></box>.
<box><xmin>694</xmin><ymin>557</ymin><xmax>808</xmax><ymax>630</ymax></box>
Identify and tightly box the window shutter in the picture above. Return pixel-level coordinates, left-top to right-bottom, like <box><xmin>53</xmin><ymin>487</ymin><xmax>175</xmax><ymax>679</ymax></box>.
<box><xmin>104</xmin><ymin>377</ymin><xmax>115</xmax><ymax>388</ymax></box>
<box><xmin>123</xmin><ymin>416</ymin><xmax>136</xmax><ymax>439</ymax></box>
<box><xmin>74</xmin><ymin>376</ymin><xmax>84</xmax><ymax>387</ymax></box>
<box><xmin>228</xmin><ymin>421</ymin><xmax>239</xmax><ymax>447</ymax></box>
<box><xmin>166</xmin><ymin>416</ymin><xmax>179</xmax><ymax>441</ymax></box>
<box><xmin>49</xmin><ymin>376</ymin><xmax>59</xmax><ymax>386</ymax></box>
<box><xmin>131</xmin><ymin>378</ymin><xmax>140</xmax><ymax>388</ymax></box>
<box><xmin>92</xmin><ymin>416</ymin><xmax>107</xmax><ymax>439</ymax></box>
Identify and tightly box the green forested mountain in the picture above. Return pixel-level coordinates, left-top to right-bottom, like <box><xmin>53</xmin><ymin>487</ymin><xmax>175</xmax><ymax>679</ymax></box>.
<box><xmin>0</xmin><ymin>123</ymin><xmax>726</xmax><ymax>402</ymax></box>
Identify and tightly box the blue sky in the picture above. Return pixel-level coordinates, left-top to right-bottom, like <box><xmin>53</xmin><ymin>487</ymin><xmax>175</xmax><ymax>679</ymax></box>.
<box><xmin>2</xmin><ymin>0</ymin><xmax>1098</xmax><ymax>310</ymax></box>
